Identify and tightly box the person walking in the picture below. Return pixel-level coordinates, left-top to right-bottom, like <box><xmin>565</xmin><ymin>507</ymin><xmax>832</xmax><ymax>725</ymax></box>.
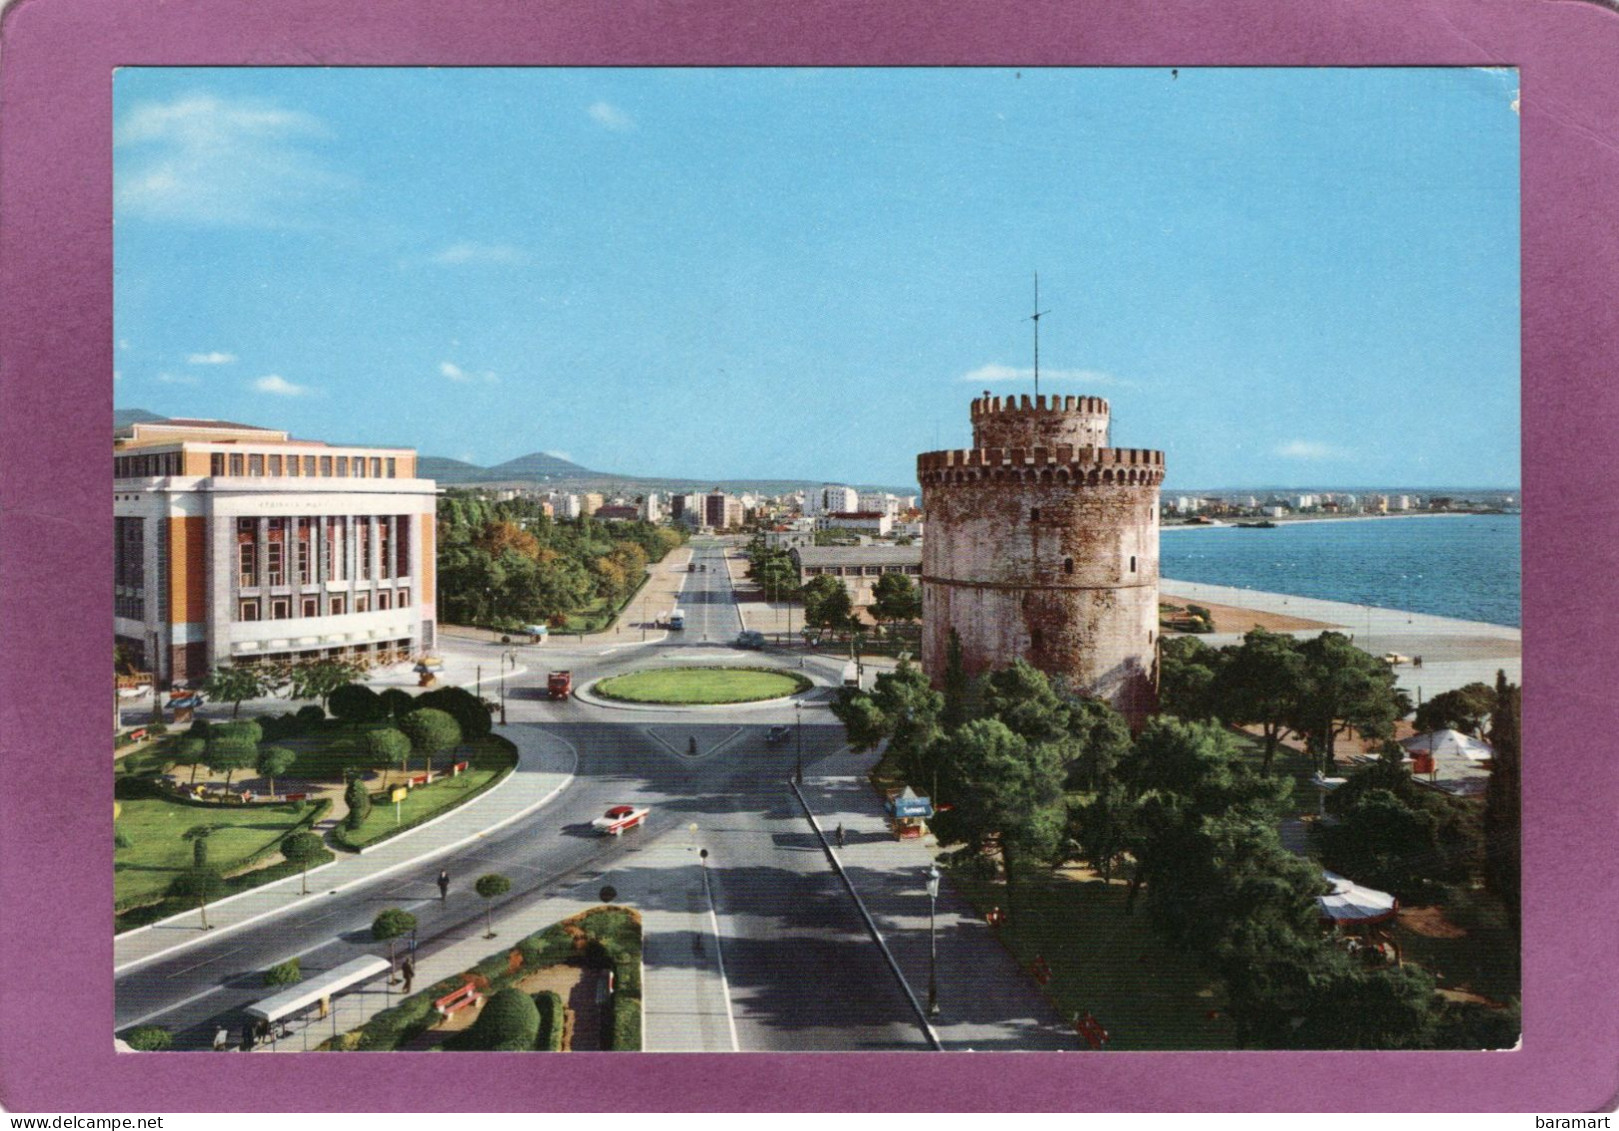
<box><xmin>437</xmin><ymin>869</ymin><xmax>450</xmax><ymax>902</ymax></box>
<box><xmin>835</xmin><ymin>822</ymin><xmax>846</xmax><ymax>849</ymax></box>
<box><xmin>401</xmin><ymin>956</ymin><xmax>415</xmax><ymax>994</ymax></box>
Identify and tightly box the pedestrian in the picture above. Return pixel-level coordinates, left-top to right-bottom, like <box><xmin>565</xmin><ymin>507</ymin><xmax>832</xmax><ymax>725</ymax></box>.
<box><xmin>437</xmin><ymin>869</ymin><xmax>450</xmax><ymax>902</ymax></box>
<box><xmin>835</xmin><ymin>822</ymin><xmax>845</xmax><ymax>849</ymax></box>
<box><xmin>401</xmin><ymin>956</ymin><xmax>415</xmax><ymax>994</ymax></box>
<box><xmin>213</xmin><ymin>1027</ymin><xmax>229</xmax><ymax>1052</ymax></box>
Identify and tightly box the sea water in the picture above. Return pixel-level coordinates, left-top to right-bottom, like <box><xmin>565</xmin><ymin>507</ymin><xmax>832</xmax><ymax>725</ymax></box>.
<box><xmin>1160</xmin><ymin>513</ymin><xmax>1521</xmax><ymax>628</ymax></box>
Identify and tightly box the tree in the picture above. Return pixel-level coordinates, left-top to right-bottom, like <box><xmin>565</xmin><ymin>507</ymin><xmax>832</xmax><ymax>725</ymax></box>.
<box><xmin>475</xmin><ymin>873</ymin><xmax>512</xmax><ymax>938</ymax></box>
<box><xmin>204</xmin><ymin>734</ymin><xmax>256</xmax><ymax>789</ymax></box>
<box><xmin>932</xmin><ymin>718</ymin><xmax>1067</xmax><ymax>920</ymax></box>
<box><xmin>800</xmin><ymin>574</ymin><xmax>855</xmax><ymax>634</ymax></box>
<box><xmin>371</xmin><ymin>907</ymin><xmax>417</xmax><ymax>976</ymax></box>
<box><xmin>175</xmin><ymin>734</ymin><xmax>208</xmax><ymax>785</ymax></box>
<box><xmin>344</xmin><ymin>774</ymin><xmax>373</xmax><ymax>830</ymax></box>
<box><xmin>1414</xmin><ymin>682</ymin><xmax>1497</xmax><ymax>737</ymax></box>
<box><xmin>1064</xmin><ymin>695</ymin><xmax>1133</xmax><ymax>793</ymax></box>
<box><xmin>169</xmin><ymin>866</ymin><xmax>224</xmax><ymax>929</ymax></box>
<box><xmin>280</xmin><ymin>830</ymin><xmax>326</xmax><ymax>895</ymax></box>
<box><xmin>829</xmin><ymin>660</ymin><xmax>943</xmax><ymax>792</ymax></box>
<box><xmin>184</xmin><ymin>825</ymin><xmax>212</xmax><ymax>868</ymax></box>
<box><xmin>379</xmin><ymin>688</ymin><xmax>414</xmax><ymax>720</ymax></box>
<box><xmin>942</xmin><ymin>627</ymin><xmax>969</xmax><ymax>733</ymax></box>
<box><xmin>1484</xmin><ymin>671</ymin><xmax>1521</xmax><ymax>933</ymax></box>
<box><xmin>264</xmin><ymin>957</ymin><xmax>302</xmax><ymax>987</ymax></box>
<box><xmin>256</xmin><ymin>745</ymin><xmax>296</xmax><ymax>798</ymax></box>
<box><xmin>363</xmin><ymin>727</ymin><xmax>413</xmax><ymax>787</ymax></box>
<box><xmin>286</xmin><ymin>658</ymin><xmax>366</xmax><ymax>711</ymax></box>
<box><xmin>870</xmin><ymin>571</ymin><xmax>922</xmax><ymax>634</ymax></box>
<box><xmin>1157</xmin><ymin>635</ymin><xmax>1223</xmax><ymax>720</ymax></box>
<box><xmin>1289</xmin><ymin>632</ymin><xmax>1409</xmax><ymax>774</ymax></box>
<box><xmin>415</xmin><ymin>685</ymin><xmax>493</xmax><ymax>740</ymax></box>
<box><xmin>328</xmin><ymin>682</ymin><xmax>387</xmax><ymax>725</ymax></box>
<box><xmin>201</xmin><ymin>665</ymin><xmax>272</xmax><ymax>719</ymax></box>
<box><xmin>1317</xmin><ymin>788</ymin><xmax>1444</xmax><ymax>900</ymax></box>
<box><xmin>1210</xmin><ymin>628</ymin><xmax>1306</xmax><ymax>774</ymax></box>
<box><xmin>398</xmin><ymin>708</ymin><xmax>461</xmax><ymax>773</ymax></box>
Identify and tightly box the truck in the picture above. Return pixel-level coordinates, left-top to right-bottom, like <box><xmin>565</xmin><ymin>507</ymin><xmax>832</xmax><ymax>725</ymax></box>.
<box><xmin>841</xmin><ymin>662</ymin><xmax>861</xmax><ymax>689</ymax></box>
<box><xmin>668</xmin><ymin>609</ymin><xmax>685</xmax><ymax>631</ymax></box>
<box><xmin>547</xmin><ymin>670</ymin><xmax>573</xmax><ymax>700</ymax></box>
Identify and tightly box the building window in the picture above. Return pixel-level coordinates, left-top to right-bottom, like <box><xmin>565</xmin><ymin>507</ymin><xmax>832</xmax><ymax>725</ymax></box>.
<box><xmin>379</xmin><ymin>521</ymin><xmax>392</xmax><ymax>579</ymax></box>
<box><xmin>398</xmin><ymin>588</ymin><xmax>410</xmax><ymax>608</ymax></box>
<box><xmin>271</xmin><ymin>598</ymin><xmax>290</xmax><ymax>620</ymax></box>
<box><xmin>211</xmin><ymin>453</ymin><xmax>225</xmax><ymax>476</ymax></box>
<box><xmin>1130</xmin><ymin>555</ymin><xmax>1137</xmax><ymax>573</ymax></box>
<box><xmin>1064</xmin><ymin>557</ymin><xmax>1074</xmax><ymax>574</ymax></box>
<box><xmin>288</xmin><ymin>455</ymin><xmax>301</xmax><ymax>477</ymax></box>
<box><xmin>239</xmin><ymin>542</ymin><xmax>257</xmax><ymax>588</ymax></box>
<box><xmin>320</xmin><ymin>456</ymin><xmax>333</xmax><ymax>476</ymax></box>
<box><xmin>248</xmin><ymin>454</ymin><xmax>264</xmax><ymax>476</ymax></box>
<box><xmin>229</xmin><ymin>453</ymin><xmax>245</xmax><ymax>476</ymax></box>
<box><xmin>359</xmin><ymin>520</ymin><xmax>372</xmax><ymax>580</ymax></box>
<box><xmin>356</xmin><ymin>593</ymin><xmax>370</xmax><ymax>613</ymax></box>
<box><xmin>337</xmin><ymin>456</ymin><xmax>349</xmax><ymax>477</ymax></box>
<box><xmin>378</xmin><ymin>590</ymin><xmax>392</xmax><ymax>611</ymax></box>
<box><xmin>386</xmin><ymin>457</ymin><xmax>396</xmax><ymax>478</ymax></box>
<box><xmin>266</xmin><ymin>539</ymin><xmax>284</xmax><ymax>586</ymax></box>
<box><xmin>370</xmin><ymin>457</ymin><xmax>382</xmax><ymax>478</ymax></box>
<box><xmin>354</xmin><ymin>457</ymin><xmax>367</xmax><ymax>478</ymax></box>
<box><xmin>239</xmin><ymin>598</ymin><xmax>260</xmax><ymax>621</ymax></box>
<box><xmin>329</xmin><ymin>595</ymin><xmax>346</xmax><ymax>616</ymax></box>
<box><xmin>297</xmin><ymin>533</ymin><xmax>311</xmax><ymax>583</ymax></box>
<box><xmin>1031</xmin><ymin>628</ymin><xmax>1043</xmax><ymax>650</ymax></box>
<box><xmin>270</xmin><ymin>454</ymin><xmax>284</xmax><ymax>476</ymax></box>
<box><xmin>302</xmin><ymin>597</ymin><xmax>318</xmax><ymax>618</ymax></box>
<box><xmin>305</xmin><ymin>456</ymin><xmax>317</xmax><ymax>476</ymax></box>
<box><xmin>1031</xmin><ymin>507</ymin><xmax>1041</xmax><ymax>521</ymax></box>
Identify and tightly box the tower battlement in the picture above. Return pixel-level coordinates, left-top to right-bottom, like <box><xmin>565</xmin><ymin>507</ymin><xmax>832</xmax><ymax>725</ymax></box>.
<box><xmin>970</xmin><ymin>392</ymin><xmax>1110</xmax><ymax>418</ymax></box>
<box><xmin>969</xmin><ymin>390</ymin><xmax>1112</xmax><ymax>450</ymax></box>
<box><xmin>917</xmin><ymin>445</ymin><xmax>1163</xmax><ymax>483</ymax></box>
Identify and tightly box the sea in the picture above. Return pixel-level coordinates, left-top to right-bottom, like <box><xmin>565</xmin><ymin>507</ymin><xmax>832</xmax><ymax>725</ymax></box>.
<box><xmin>1159</xmin><ymin>513</ymin><xmax>1521</xmax><ymax>628</ymax></box>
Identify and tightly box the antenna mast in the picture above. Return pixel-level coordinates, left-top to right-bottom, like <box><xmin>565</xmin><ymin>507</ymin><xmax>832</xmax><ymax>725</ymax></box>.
<box><xmin>1026</xmin><ymin>272</ymin><xmax>1050</xmax><ymax>398</ymax></box>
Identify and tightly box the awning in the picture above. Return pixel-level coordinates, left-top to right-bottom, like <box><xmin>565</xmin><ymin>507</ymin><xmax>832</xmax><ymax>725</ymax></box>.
<box><xmin>1318</xmin><ymin>870</ymin><xmax>1398</xmax><ymax>925</ymax></box>
<box><xmin>245</xmin><ymin>955</ymin><xmax>391</xmax><ymax>1022</ymax></box>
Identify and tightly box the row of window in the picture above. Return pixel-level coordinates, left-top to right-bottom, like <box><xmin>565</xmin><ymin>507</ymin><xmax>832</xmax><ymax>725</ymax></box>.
<box><xmin>236</xmin><ymin>516</ymin><xmax>408</xmax><ymax>588</ymax></box>
<box><xmin>114</xmin><ymin>452</ymin><xmax>184</xmax><ymax>478</ymax></box>
<box><xmin>802</xmin><ymin>564</ymin><xmax>922</xmax><ymax>578</ymax></box>
<box><xmin>238</xmin><ymin>588</ymin><xmax>411</xmax><ymax>622</ymax></box>
<box><xmin>112</xmin><ymin>450</ymin><xmax>403</xmax><ymax>480</ymax></box>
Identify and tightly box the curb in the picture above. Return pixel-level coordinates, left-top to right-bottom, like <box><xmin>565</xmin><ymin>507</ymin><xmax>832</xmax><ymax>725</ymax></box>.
<box><xmin>113</xmin><ymin>734</ymin><xmax>580</xmax><ymax>976</ymax></box>
<box><xmin>789</xmin><ymin>779</ymin><xmax>943</xmax><ymax>1051</ymax></box>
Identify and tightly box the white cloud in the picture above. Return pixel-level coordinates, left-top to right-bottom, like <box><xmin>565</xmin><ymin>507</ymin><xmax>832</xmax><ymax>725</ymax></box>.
<box><xmin>115</xmin><ymin>93</ymin><xmax>347</xmax><ymax>226</ymax></box>
<box><xmin>430</xmin><ymin>242</ymin><xmax>528</xmax><ymax>266</ymax></box>
<box><xmin>588</xmin><ymin>101</ymin><xmax>634</xmax><ymax>131</ymax></box>
<box><xmin>113</xmin><ymin>369</ymin><xmax>122</xmax><ymax>382</ymax></box>
<box><xmin>253</xmin><ymin>374</ymin><xmax>312</xmax><ymax>397</ymax></box>
<box><xmin>187</xmin><ymin>351</ymin><xmax>237</xmax><ymax>365</ymax></box>
<box><xmin>156</xmin><ymin>372</ymin><xmax>200</xmax><ymax>385</ymax></box>
<box><xmin>117</xmin><ymin>339</ymin><xmax>130</xmax><ymax>351</ymax></box>
<box><xmin>1274</xmin><ymin>439</ymin><xmax>1342</xmax><ymax>460</ymax></box>
<box><xmin>439</xmin><ymin>361</ymin><xmax>498</xmax><ymax>384</ymax></box>
<box><xmin>960</xmin><ymin>363</ymin><xmax>1135</xmax><ymax>388</ymax></box>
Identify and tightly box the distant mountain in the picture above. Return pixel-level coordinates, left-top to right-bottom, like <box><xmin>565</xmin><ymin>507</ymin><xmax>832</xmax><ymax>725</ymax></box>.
<box><xmin>416</xmin><ymin>456</ymin><xmax>494</xmax><ymax>484</ymax></box>
<box><xmin>114</xmin><ymin>407</ymin><xmax>167</xmax><ymax>428</ymax></box>
<box><xmin>482</xmin><ymin>451</ymin><xmax>601</xmax><ymax>481</ymax></box>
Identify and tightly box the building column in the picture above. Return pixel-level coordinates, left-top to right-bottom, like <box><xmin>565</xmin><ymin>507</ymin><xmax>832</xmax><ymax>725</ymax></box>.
<box><xmin>255</xmin><ymin>516</ymin><xmax>269</xmax><ymax>590</ymax></box>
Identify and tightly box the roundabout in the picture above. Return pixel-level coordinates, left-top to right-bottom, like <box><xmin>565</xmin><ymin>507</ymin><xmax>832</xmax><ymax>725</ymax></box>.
<box><xmin>592</xmin><ymin>665</ymin><xmax>811</xmax><ymax>706</ymax></box>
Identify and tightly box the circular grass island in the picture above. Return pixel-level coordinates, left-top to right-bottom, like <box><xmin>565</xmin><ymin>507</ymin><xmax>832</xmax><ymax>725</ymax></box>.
<box><xmin>593</xmin><ymin>666</ymin><xmax>811</xmax><ymax>706</ymax></box>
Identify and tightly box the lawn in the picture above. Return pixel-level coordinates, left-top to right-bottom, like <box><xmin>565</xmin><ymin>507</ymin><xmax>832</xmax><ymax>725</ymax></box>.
<box><xmin>594</xmin><ymin>666</ymin><xmax>809</xmax><ymax>705</ymax></box>
<box><xmin>337</xmin><ymin>735</ymin><xmax>517</xmax><ymax>849</ymax></box>
<box><xmin>948</xmin><ymin>868</ymin><xmax>1236</xmax><ymax>1051</ymax></box>
<box><xmin>114</xmin><ymin>797</ymin><xmax>321</xmax><ymax>907</ymax></box>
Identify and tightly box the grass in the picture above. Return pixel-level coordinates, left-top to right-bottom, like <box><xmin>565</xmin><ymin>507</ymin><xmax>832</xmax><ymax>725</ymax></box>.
<box><xmin>594</xmin><ymin>666</ymin><xmax>809</xmax><ymax>705</ymax></box>
<box><xmin>336</xmin><ymin>735</ymin><xmax>516</xmax><ymax>849</ymax></box>
<box><xmin>948</xmin><ymin>868</ymin><xmax>1236</xmax><ymax>1051</ymax></box>
<box><xmin>114</xmin><ymin>797</ymin><xmax>321</xmax><ymax>906</ymax></box>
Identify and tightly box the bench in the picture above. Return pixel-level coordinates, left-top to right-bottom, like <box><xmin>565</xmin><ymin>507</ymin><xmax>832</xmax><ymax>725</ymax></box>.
<box><xmin>434</xmin><ymin>981</ymin><xmax>482</xmax><ymax>1018</ymax></box>
<box><xmin>284</xmin><ymin>792</ymin><xmax>307</xmax><ymax>803</ymax></box>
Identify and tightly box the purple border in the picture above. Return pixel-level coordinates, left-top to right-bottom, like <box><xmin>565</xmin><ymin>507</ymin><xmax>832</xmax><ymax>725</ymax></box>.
<box><xmin>2</xmin><ymin>0</ymin><xmax>1617</xmax><ymax>1113</ymax></box>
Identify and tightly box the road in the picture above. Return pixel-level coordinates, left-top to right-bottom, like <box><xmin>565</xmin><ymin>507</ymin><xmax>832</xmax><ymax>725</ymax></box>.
<box><xmin>115</xmin><ymin>539</ymin><xmax>926</xmax><ymax>1051</ymax></box>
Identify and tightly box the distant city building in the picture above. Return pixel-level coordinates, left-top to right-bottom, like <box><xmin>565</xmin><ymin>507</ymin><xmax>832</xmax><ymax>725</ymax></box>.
<box><xmin>818</xmin><ymin>511</ymin><xmax>892</xmax><ymax>536</ymax></box>
<box><xmin>113</xmin><ymin>418</ymin><xmax>438</xmax><ymax>687</ymax></box>
<box><xmin>789</xmin><ymin>545</ymin><xmax>922</xmax><ymax>611</ymax></box>
<box><xmin>641</xmin><ymin>492</ymin><xmax>662</xmax><ymax>523</ymax></box>
<box><xmin>594</xmin><ymin>505</ymin><xmax>640</xmax><ymax>522</ymax></box>
<box><xmin>918</xmin><ymin>391</ymin><xmax>1164</xmax><ymax>727</ymax></box>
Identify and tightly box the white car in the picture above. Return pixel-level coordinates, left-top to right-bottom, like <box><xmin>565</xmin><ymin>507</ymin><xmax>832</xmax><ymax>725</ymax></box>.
<box><xmin>591</xmin><ymin>805</ymin><xmax>650</xmax><ymax>836</ymax></box>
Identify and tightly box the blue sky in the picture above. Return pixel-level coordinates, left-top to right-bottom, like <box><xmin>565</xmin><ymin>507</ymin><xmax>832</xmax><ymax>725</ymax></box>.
<box><xmin>114</xmin><ymin>67</ymin><xmax>1521</xmax><ymax>490</ymax></box>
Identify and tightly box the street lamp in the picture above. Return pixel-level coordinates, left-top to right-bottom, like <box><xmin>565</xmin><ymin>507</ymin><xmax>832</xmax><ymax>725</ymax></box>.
<box><xmin>794</xmin><ymin>700</ymin><xmax>804</xmax><ymax>786</ymax></box>
<box><xmin>926</xmin><ymin>863</ymin><xmax>941</xmax><ymax>1017</ymax></box>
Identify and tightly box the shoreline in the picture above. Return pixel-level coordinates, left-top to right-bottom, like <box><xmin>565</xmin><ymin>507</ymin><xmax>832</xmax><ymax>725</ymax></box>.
<box><xmin>1160</xmin><ymin>511</ymin><xmax>1510</xmax><ymax>532</ymax></box>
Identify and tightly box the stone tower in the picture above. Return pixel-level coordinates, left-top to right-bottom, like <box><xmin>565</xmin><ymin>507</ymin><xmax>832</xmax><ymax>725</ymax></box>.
<box><xmin>917</xmin><ymin>392</ymin><xmax>1165</xmax><ymax>727</ymax></box>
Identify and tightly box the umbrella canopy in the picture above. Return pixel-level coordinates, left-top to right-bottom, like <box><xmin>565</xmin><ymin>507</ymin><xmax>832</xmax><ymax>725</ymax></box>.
<box><xmin>1318</xmin><ymin>870</ymin><xmax>1398</xmax><ymax>925</ymax></box>
<box><xmin>1400</xmin><ymin>729</ymin><xmax>1494</xmax><ymax>762</ymax></box>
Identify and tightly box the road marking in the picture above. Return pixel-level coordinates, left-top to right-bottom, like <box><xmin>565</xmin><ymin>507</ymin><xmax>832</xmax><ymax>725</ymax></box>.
<box><xmin>163</xmin><ymin>946</ymin><xmax>241</xmax><ymax>978</ymax></box>
<box><xmin>699</xmin><ymin>860</ymin><xmax>742</xmax><ymax>1053</ymax></box>
<box><xmin>119</xmin><ymin>982</ymin><xmax>231</xmax><ymax>1030</ymax></box>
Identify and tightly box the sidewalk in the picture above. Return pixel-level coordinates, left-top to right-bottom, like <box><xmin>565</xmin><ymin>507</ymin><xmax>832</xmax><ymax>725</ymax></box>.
<box><xmin>113</xmin><ymin>724</ymin><xmax>577</xmax><ymax>973</ymax></box>
<box><xmin>792</xmin><ymin>747</ymin><xmax>1073</xmax><ymax>1050</ymax></box>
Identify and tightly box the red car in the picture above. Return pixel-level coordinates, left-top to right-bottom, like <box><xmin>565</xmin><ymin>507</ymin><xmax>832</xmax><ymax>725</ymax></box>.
<box><xmin>591</xmin><ymin>805</ymin><xmax>649</xmax><ymax>836</ymax></box>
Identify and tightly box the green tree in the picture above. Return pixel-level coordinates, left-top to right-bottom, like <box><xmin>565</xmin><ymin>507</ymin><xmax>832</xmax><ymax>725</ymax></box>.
<box><xmin>942</xmin><ymin>627</ymin><xmax>969</xmax><ymax>733</ymax></box>
<box><xmin>371</xmin><ymin>907</ymin><xmax>417</xmax><ymax>975</ymax></box>
<box><xmin>256</xmin><ymin>745</ymin><xmax>296</xmax><ymax>798</ymax></box>
<box><xmin>122</xmin><ymin>1026</ymin><xmax>172</xmax><ymax>1051</ymax></box>
<box><xmin>204</xmin><ymin>734</ymin><xmax>256</xmax><ymax>789</ymax></box>
<box><xmin>201</xmin><ymin>664</ymin><xmax>271</xmax><ymax>719</ymax></box>
<box><xmin>1484</xmin><ymin>671</ymin><xmax>1521</xmax><ymax>933</ymax></box>
<box><xmin>280</xmin><ymin>830</ymin><xmax>326</xmax><ymax>895</ymax></box>
<box><xmin>800</xmin><ymin>574</ymin><xmax>856</xmax><ymax>634</ymax></box>
<box><xmin>1210</xmin><ymin>628</ymin><xmax>1306</xmax><ymax>774</ymax></box>
<box><xmin>475</xmin><ymin>873</ymin><xmax>512</xmax><ymax>938</ymax></box>
<box><xmin>1064</xmin><ymin>695</ymin><xmax>1133</xmax><ymax>793</ymax></box>
<box><xmin>1289</xmin><ymin>632</ymin><xmax>1410</xmax><ymax>774</ymax></box>
<box><xmin>328</xmin><ymin>683</ymin><xmax>387</xmax><ymax>724</ymax></box>
<box><xmin>870</xmin><ymin>571</ymin><xmax>922</xmax><ymax>634</ymax></box>
<box><xmin>1157</xmin><ymin>635</ymin><xmax>1223</xmax><ymax>720</ymax></box>
<box><xmin>184</xmin><ymin>825</ymin><xmax>213</xmax><ymax>868</ymax></box>
<box><xmin>1414</xmin><ymin>682</ymin><xmax>1497</xmax><ymax>737</ymax></box>
<box><xmin>263</xmin><ymin>957</ymin><xmax>302</xmax><ymax>987</ymax></box>
<box><xmin>379</xmin><ymin>687</ymin><xmax>414</xmax><ymax>721</ymax></box>
<box><xmin>286</xmin><ymin>658</ymin><xmax>366</xmax><ymax>711</ymax></box>
<box><xmin>169</xmin><ymin>866</ymin><xmax>224</xmax><ymax>929</ymax></box>
<box><xmin>415</xmin><ymin>685</ymin><xmax>493</xmax><ymax>740</ymax></box>
<box><xmin>1317</xmin><ymin>788</ymin><xmax>1444</xmax><ymax>900</ymax></box>
<box><xmin>343</xmin><ymin>774</ymin><xmax>373</xmax><ymax>830</ymax></box>
<box><xmin>363</xmin><ymin>726</ymin><xmax>413</xmax><ymax>787</ymax></box>
<box><xmin>829</xmin><ymin>660</ymin><xmax>943</xmax><ymax>792</ymax></box>
<box><xmin>398</xmin><ymin>708</ymin><xmax>461</xmax><ymax>773</ymax></box>
<box><xmin>176</xmin><ymin>734</ymin><xmax>208</xmax><ymax>785</ymax></box>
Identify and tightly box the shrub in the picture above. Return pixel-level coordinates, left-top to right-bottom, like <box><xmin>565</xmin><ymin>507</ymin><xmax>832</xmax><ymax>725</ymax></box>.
<box><xmin>379</xmin><ymin>688</ymin><xmax>414</xmax><ymax>720</ymax></box>
<box><xmin>415</xmin><ymin>686</ymin><xmax>493</xmax><ymax>740</ymax></box>
<box><xmin>211</xmin><ymin>719</ymin><xmax>263</xmax><ymax>746</ymax></box>
<box><xmin>399</xmin><ymin>708</ymin><xmax>462</xmax><ymax>769</ymax></box>
<box><xmin>364</xmin><ymin>727</ymin><xmax>412</xmax><ymax>777</ymax></box>
<box><xmin>344</xmin><ymin>775</ymin><xmax>373</xmax><ymax>830</ymax></box>
<box><xmin>452</xmin><ymin>987</ymin><xmax>539</xmax><ymax>1051</ymax></box>
<box><xmin>607</xmin><ymin>992</ymin><xmax>642</xmax><ymax>1051</ymax></box>
<box><xmin>296</xmin><ymin>704</ymin><xmax>327</xmax><ymax>727</ymax></box>
<box><xmin>122</xmin><ymin>1025</ymin><xmax>172</xmax><ymax>1051</ymax></box>
<box><xmin>329</xmin><ymin>683</ymin><xmax>387</xmax><ymax>724</ymax></box>
<box><xmin>264</xmin><ymin>957</ymin><xmax>301</xmax><ymax>987</ymax></box>
<box><xmin>518</xmin><ymin>926</ymin><xmax>576</xmax><ymax>970</ymax></box>
<box><xmin>534</xmin><ymin>991</ymin><xmax>564</xmax><ymax>1051</ymax></box>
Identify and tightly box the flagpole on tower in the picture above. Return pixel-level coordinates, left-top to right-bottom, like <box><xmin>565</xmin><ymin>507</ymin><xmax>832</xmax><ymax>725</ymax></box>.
<box><xmin>1027</xmin><ymin>273</ymin><xmax>1050</xmax><ymax>398</ymax></box>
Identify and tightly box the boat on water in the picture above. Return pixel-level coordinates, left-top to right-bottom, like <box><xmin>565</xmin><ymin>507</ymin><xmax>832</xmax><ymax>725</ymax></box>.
<box><xmin>1235</xmin><ymin>520</ymin><xmax>1278</xmax><ymax>529</ymax></box>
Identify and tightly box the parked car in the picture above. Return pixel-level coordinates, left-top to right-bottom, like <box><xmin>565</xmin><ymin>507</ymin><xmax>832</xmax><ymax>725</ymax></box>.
<box><xmin>735</xmin><ymin>630</ymin><xmax>766</xmax><ymax>650</ymax></box>
<box><xmin>766</xmin><ymin>725</ymin><xmax>791</xmax><ymax>745</ymax></box>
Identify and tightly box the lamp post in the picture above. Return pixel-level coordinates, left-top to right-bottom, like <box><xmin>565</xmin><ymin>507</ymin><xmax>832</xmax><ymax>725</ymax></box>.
<box><xmin>794</xmin><ymin>700</ymin><xmax>803</xmax><ymax>786</ymax></box>
<box><xmin>926</xmin><ymin>863</ymin><xmax>941</xmax><ymax>1017</ymax></box>
<box><xmin>498</xmin><ymin>663</ymin><xmax>507</xmax><ymax>726</ymax></box>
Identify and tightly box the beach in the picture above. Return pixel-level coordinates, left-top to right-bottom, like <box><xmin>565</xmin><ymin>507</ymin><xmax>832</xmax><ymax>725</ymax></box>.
<box><xmin>1160</xmin><ymin>578</ymin><xmax>1521</xmax><ymax>700</ymax></box>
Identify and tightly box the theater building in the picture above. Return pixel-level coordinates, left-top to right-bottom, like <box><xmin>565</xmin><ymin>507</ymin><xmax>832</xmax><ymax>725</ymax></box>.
<box><xmin>113</xmin><ymin>419</ymin><xmax>438</xmax><ymax>687</ymax></box>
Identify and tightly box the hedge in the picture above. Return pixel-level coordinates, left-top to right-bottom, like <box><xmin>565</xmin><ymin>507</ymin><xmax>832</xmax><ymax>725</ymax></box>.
<box><xmin>330</xmin><ymin>737</ymin><xmax>517</xmax><ymax>852</ymax></box>
<box><xmin>607</xmin><ymin>992</ymin><xmax>642</xmax><ymax>1052</ymax></box>
<box><xmin>121</xmin><ymin>1025</ymin><xmax>173</xmax><ymax>1051</ymax></box>
<box><xmin>114</xmin><ymin>799</ymin><xmax>332</xmax><ymax>929</ymax></box>
<box><xmin>444</xmin><ymin>987</ymin><xmax>539</xmax><ymax>1051</ymax></box>
<box><xmin>264</xmin><ymin>957</ymin><xmax>302</xmax><ymax>987</ymax></box>
<box><xmin>534</xmin><ymin>991</ymin><xmax>565</xmax><ymax>1051</ymax></box>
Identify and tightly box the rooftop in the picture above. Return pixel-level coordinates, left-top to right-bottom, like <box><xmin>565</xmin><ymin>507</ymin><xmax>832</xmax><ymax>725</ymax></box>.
<box><xmin>790</xmin><ymin>545</ymin><xmax>922</xmax><ymax>568</ymax></box>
